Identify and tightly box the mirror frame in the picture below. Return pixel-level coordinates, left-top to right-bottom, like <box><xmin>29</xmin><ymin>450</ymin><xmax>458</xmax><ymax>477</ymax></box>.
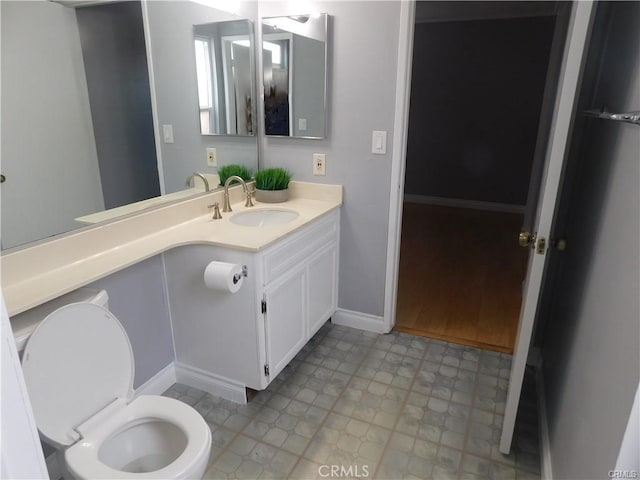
<box><xmin>261</xmin><ymin>13</ymin><xmax>328</xmax><ymax>140</ymax></box>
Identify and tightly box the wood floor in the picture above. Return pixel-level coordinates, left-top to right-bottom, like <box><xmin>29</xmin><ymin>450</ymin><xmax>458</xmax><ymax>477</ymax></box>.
<box><xmin>395</xmin><ymin>203</ymin><xmax>529</xmax><ymax>353</ymax></box>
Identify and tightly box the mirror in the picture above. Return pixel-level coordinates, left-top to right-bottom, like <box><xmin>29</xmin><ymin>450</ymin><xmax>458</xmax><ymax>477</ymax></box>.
<box><xmin>194</xmin><ymin>20</ymin><xmax>256</xmax><ymax>136</ymax></box>
<box><xmin>145</xmin><ymin>1</ymin><xmax>258</xmax><ymax>196</ymax></box>
<box><xmin>262</xmin><ymin>13</ymin><xmax>328</xmax><ymax>138</ymax></box>
<box><xmin>0</xmin><ymin>0</ymin><xmax>258</xmax><ymax>252</ymax></box>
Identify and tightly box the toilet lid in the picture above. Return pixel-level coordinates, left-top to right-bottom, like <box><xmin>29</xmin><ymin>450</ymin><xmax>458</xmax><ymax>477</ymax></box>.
<box><xmin>21</xmin><ymin>303</ymin><xmax>134</xmax><ymax>447</ymax></box>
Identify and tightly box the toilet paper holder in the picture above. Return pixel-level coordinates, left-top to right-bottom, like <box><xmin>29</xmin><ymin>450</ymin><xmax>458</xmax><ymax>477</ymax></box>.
<box><xmin>233</xmin><ymin>265</ymin><xmax>249</xmax><ymax>284</ymax></box>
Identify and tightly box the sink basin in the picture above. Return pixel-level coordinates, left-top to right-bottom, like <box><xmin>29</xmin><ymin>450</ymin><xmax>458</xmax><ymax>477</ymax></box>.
<box><xmin>230</xmin><ymin>209</ymin><xmax>299</xmax><ymax>227</ymax></box>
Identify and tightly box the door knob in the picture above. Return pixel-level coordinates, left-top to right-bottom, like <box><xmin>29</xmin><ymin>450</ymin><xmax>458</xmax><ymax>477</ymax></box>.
<box><xmin>519</xmin><ymin>231</ymin><xmax>536</xmax><ymax>248</ymax></box>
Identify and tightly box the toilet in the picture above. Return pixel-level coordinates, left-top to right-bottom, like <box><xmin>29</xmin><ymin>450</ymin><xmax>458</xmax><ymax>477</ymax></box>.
<box><xmin>21</xmin><ymin>295</ymin><xmax>212</xmax><ymax>479</ymax></box>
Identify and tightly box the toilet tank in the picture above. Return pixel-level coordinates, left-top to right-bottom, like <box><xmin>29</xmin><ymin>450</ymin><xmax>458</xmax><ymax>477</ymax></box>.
<box><xmin>11</xmin><ymin>288</ymin><xmax>109</xmax><ymax>353</ymax></box>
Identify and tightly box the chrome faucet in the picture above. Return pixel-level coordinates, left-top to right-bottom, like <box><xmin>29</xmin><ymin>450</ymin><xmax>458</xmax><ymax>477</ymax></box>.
<box><xmin>223</xmin><ymin>175</ymin><xmax>254</xmax><ymax>212</ymax></box>
<box><xmin>185</xmin><ymin>172</ymin><xmax>210</xmax><ymax>192</ymax></box>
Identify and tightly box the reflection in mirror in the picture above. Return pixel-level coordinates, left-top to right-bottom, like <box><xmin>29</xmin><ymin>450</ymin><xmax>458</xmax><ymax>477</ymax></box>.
<box><xmin>194</xmin><ymin>20</ymin><xmax>256</xmax><ymax>136</ymax></box>
<box><xmin>0</xmin><ymin>0</ymin><xmax>258</xmax><ymax>252</ymax></box>
<box><xmin>144</xmin><ymin>1</ymin><xmax>258</xmax><ymax>196</ymax></box>
<box><xmin>1</xmin><ymin>0</ymin><xmax>159</xmax><ymax>250</ymax></box>
<box><xmin>262</xmin><ymin>13</ymin><xmax>328</xmax><ymax>139</ymax></box>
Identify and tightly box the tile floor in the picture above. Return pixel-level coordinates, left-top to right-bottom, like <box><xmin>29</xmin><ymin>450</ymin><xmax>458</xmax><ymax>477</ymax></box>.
<box><xmin>162</xmin><ymin>322</ymin><xmax>541</xmax><ymax>479</ymax></box>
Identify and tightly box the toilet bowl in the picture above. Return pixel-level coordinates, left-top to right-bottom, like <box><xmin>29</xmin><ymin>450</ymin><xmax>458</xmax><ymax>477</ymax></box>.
<box><xmin>21</xmin><ymin>301</ymin><xmax>211</xmax><ymax>479</ymax></box>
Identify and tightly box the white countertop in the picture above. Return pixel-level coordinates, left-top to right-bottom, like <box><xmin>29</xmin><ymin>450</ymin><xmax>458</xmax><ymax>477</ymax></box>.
<box><xmin>1</xmin><ymin>182</ymin><xmax>342</xmax><ymax>317</ymax></box>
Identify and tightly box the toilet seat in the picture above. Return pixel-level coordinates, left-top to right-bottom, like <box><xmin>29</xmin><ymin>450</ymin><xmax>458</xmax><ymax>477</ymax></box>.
<box><xmin>21</xmin><ymin>303</ymin><xmax>211</xmax><ymax>479</ymax></box>
<box><xmin>22</xmin><ymin>303</ymin><xmax>135</xmax><ymax>447</ymax></box>
<box><xmin>65</xmin><ymin>395</ymin><xmax>211</xmax><ymax>479</ymax></box>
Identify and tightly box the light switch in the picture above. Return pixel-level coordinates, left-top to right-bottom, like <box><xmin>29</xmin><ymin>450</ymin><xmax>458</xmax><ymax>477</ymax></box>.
<box><xmin>372</xmin><ymin>130</ymin><xmax>387</xmax><ymax>154</ymax></box>
<box><xmin>298</xmin><ymin>118</ymin><xmax>307</xmax><ymax>131</ymax></box>
<box><xmin>162</xmin><ymin>124</ymin><xmax>174</xmax><ymax>144</ymax></box>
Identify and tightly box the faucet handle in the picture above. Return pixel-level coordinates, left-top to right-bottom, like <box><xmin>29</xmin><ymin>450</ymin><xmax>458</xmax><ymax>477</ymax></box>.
<box><xmin>207</xmin><ymin>202</ymin><xmax>222</xmax><ymax>220</ymax></box>
<box><xmin>245</xmin><ymin>187</ymin><xmax>255</xmax><ymax>208</ymax></box>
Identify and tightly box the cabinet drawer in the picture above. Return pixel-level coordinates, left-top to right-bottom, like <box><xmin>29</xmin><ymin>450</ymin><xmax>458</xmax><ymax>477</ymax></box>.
<box><xmin>262</xmin><ymin>210</ymin><xmax>338</xmax><ymax>285</ymax></box>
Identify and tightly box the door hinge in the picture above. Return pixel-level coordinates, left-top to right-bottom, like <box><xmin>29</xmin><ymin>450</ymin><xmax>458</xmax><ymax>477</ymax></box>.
<box><xmin>261</xmin><ymin>299</ymin><xmax>267</xmax><ymax>314</ymax></box>
<box><xmin>264</xmin><ymin>364</ymin><xmax>270</xmax><ymax>376</ymax></box>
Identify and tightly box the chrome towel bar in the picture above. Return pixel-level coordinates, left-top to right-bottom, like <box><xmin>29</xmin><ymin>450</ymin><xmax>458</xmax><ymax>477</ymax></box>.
<box><xmin>583</xmin><ymin>107</ymin><xmax>640</xmax><ymax>126</ymax></box>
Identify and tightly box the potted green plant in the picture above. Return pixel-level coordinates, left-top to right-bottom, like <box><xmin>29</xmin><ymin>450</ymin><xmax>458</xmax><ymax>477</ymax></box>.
<box><xmin>254</xmin><ymin>167</ymin><xmax>292</xmax><ymax>203</ymax></box>
<box><xmin>217</xmin><ymin>164</ymin><xmax>252</xmax><ymax>187</ymax></box>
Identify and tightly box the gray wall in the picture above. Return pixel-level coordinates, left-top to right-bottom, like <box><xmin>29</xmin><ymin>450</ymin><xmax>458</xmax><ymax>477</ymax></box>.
<box><xmin>540</xmin><ymin>3</ymin><xmax>640</xmax><ymax>478</ymax></box>
<box><xmin>404</xmin><ymin>16</ymin><xmax>555</xmax><ymax>206</ymax></box>
<box><xmin>145</xmin><ymin>1</ymin><xmax>259</xmax><ymax>194</ymax></box>
<box><xmin>88</xmin><ymin>256</ymin><xmax>174</xmax><ymax>389</ymax></box>
<box><xmin>0</xmin><ymin>1</ymin><xmax>104</xmax><ymax>250</ymax></box>
<box><xmin>259</xmin><ymin>1</ymin><xmax>401</xmax><ymax>317</ymax></box>
<box><xmin>76</xmin><ymin>2</ymin><xmax>161</xmax><ymax>209</ymax></box>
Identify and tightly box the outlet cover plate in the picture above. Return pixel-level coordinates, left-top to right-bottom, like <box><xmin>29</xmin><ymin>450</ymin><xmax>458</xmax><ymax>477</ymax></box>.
<box><xmin>313</xmin><ymin>153</ymin><xmax>326</xmax><ymax>176</ymax></box>
<box><xmin>206</xmin><ymin>147</ymin><xmax>217</xmax><ymax>167</ymax></box>
<box><xmin>372</xmin><ymin>130</ymin><xmax>387</xmax><ymax>154</ymax></box>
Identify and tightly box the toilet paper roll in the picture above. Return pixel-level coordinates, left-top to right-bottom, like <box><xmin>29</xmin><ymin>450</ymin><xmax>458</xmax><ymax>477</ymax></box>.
<box><xmin>203</xmin><ymin>261</ymin><xmax>244</xmax><ymax>293</ymax></box>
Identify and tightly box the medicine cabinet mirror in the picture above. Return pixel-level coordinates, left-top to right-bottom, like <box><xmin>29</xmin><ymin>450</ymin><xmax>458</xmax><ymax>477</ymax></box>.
<box><xmin>262</xmin><ymin>13</ymin><xmax>328</xmax><ymax>139</ymax></box>
<box><xmin>194</xmin><ymin>20</ymin><xmax>257</xmax><ymax>136</ymax></box>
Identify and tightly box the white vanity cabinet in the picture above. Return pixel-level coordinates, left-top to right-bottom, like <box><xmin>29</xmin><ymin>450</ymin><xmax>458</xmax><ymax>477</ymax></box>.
<box><xmin>165</xmin><ymin>208</ymin><xmax>339</xmax><ymax>395</ymax></box>
<box><xmin>262</xmin><ymin>266</ymin><xmax>307</xmax><ymax>379</ymax></box>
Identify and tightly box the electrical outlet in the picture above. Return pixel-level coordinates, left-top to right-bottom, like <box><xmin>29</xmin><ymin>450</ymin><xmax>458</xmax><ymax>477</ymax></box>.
<box><xmin>313</xmin><ymin>153</ymin><xmax>326</xmax><ymax>176</ymax></box>
<box><xmin>206</xmin><ymin>147</ymin><xmax>217</xmax><ymax>167</ymax></box>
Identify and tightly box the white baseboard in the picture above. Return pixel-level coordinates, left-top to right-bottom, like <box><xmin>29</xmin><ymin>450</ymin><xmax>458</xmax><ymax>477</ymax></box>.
<box><xmin>175</xmin><ymin>362</ymin><xmax>247</xmax><ymax>404</ymax></box>
<box><xmin>332</xmin><ymin>308</ymin><xmax>388</xmax><ymax>334</ymax></box>
<box><xmin>134</xmin><ymin>362</ymin><xmax>177</xmax><ymax>397</ymax></box>
<box><xmin>536</xmin><ymin>366</ymin><xmax>553</xmax><ymax>480</ymax></box>
<box><xmin>404</xmin><ymin>194</ymin><xmax>525</xmax><ymax>214</ymax></box>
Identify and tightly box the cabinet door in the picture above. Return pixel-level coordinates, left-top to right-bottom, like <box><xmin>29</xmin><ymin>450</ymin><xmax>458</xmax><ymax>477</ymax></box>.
<box><xmin>307</xmin><ymin>241</ymin><xmax>338</xmax><ymax>337</ymax></box>
<box><xmin>264</xmin><ymin>267</ymin><xmax>307</xmax><ymax>380</ymax></box>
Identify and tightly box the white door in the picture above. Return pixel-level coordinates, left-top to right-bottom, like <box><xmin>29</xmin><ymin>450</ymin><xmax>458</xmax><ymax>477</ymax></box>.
<box><xmin>521</xmin><ymin>2</ymin><xmax>573</xmax><ymax>233</ymax></box>
<box><xmin>1</xmin><ymin>292</ymin><xmax>48</xmax><ymax>479</ymax></box>
<box><xmin>499</xmin><ymin>0</ymin><xmax>595</xmax><ymax>453</ymax></box>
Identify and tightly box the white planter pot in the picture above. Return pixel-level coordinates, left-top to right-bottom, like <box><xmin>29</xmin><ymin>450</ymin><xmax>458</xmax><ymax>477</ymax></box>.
<box><xmin>255</xmin><ymin>188</ymin><xmax>289</xmax><ymax>203</ymax></box>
